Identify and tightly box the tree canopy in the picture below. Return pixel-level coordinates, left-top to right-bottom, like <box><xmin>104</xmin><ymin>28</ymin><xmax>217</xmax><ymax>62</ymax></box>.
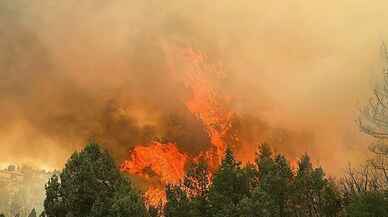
<box><xmin>35</xmin><ymin>143</ymin><xmax>388</xmax><ymax>217</ymax></box>
<box><xmin>43</xmin><ymin>143</ymin><xmax>148</xmax><ymax>217</ymax></box>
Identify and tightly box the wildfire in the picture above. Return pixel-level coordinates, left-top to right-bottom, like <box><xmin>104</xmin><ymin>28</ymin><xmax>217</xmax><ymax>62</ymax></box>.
<box><xmin>120</xmin><ymin>142</ymin><xmax>189</xmax><ymax>184</ymax></box>
<box><xmin>182</xmin><ymin>48</ymin><xmax>233</xmax><ymax>168</ymax></box>
<box><xmin>121</xmin><ymin>46</ymin><xmax>235</xmax><ymax>205</ymax></box>
<box><xmin>144</xmin><ymin>186</ymin><xmax>167</xmax><ymax>206</ymax></box>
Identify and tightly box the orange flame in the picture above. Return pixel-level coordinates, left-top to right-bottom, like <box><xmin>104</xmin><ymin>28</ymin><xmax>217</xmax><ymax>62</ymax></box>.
<box><xmin>120</xmin><ymin>142</ymin><xmax>189</xmax><ymax>184</ymax></box>
<box><xmin>144</xmin><ymin>186</ymin><xmax>167</xmax><ymax>206</ymax></box>
<box><xmin>182</xmin><ymin>48</ymin><xmax>233</xmax><ymax>168</ymax></box>
<box><xmin>121</xmin><ymin>46</ymin><xmax>234</xmax><ymax>205</ymax></box>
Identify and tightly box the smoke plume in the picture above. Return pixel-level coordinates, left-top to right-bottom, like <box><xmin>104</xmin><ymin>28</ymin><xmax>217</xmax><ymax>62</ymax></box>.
<box><xmin>1</xmin><ymin>0</ymin><xmax>387</xmax><ymax>174</ymax></box>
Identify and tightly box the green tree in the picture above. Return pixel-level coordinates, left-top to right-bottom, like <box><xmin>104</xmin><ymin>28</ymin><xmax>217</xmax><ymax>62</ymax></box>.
<box><xmin>60</xmin><ymin>143</ymin><xmax>122</xmax><ymax>217</ymax></box>
<box><xmin>291</xmin><ymin>154</ymin><xmax>342</xmax><ymax>217</ymax></box>
<box><xmin>164</xmin><ymin>184</ymin><xmax>190</xmax><ymax>217</ymax></box>
<box><xmin>110</xmin><ymin>178</ymin><xmax>148</xmax><ymax>217</ymax></box>
<box><xmin>207</xmin><ymin>147</ymin><xmax>249</xmax><ymax>217</ymax></box>
<box><xmin>255</xmin><ymin>144</ymin><xmax>275</xmax><ymax>183</ymax></box>
<box><xmin>345</xmin><ymin>191</ymin><xmax>388</xmax><ymax>217</ymax></box>
<box><xmin>239</xmin><ymin>187</ymin><xmax>275</xmax><ymax>217</ymax></box>
<box><xmin>44</xmin><ymin>174</ymin><xmax>66</xmax><ymax>217</ymax></box>
<box><xmin>240</xmin><ymin>144</ymin><xmax>293</xmax><ymax>217</ymax></box>
<box><xmin>43</xmin><ymin>143</ymin><xmax>148</xmax><ymax>217</ymax></box>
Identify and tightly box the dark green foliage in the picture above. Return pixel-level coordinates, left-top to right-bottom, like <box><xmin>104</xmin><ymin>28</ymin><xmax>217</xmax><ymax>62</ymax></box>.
<box><xmin>40</xmin><ymin>143</ymin><xmax>386</xmax><ymax>217</ymax></box>
<box><xmin>241</xmin><ymin>144</ymin><xmax>294</xmax><ymax>217</ymax></box>
<box><xmin>162</xmin><ymin>145</ymin><xmax>348</xmax><ymax>217</ymax></box>
<box><xmin>44</xmin><ymin>175</ymin><xmax>66</xmax><ymax>217</ymax></box>
<box><xmin>28</xmin><ymin>209</ymin><xmax>36</xmax><ymax>217</ymax></box>
<box><xmin>239</xmin><ymin>187</ymin><xmax>276</xmax><ymax>217</ymax></box>
<box><xmin>255</xmin><ymin>143</ymin><xmax>274</xmax><ymax>182</ymax></box>
<box><xmin>0</xmin><ymin>213</ymin><xmax>5</xmax><ymax>217</ymax></box>
<box><xmin>60</xmin><ymin>144</ymin><xmax>123</xmax><ymax>217</ymax></box>
<box><xmin>291</xmin><ymin>154</ymin><xmax>342</xmax><ymax>217</ymax></box>
<box><xmin>345</xmin><ymin>191</ymin><xmax>388</xmax><ymax>217</ymax></box>
<box><xmin>207</xmin><ymin>147</ymin><xmax>250</xmax><ymax>217</ymax></box>
<box><xmin>43</xmin><ymin>143</ymin><xmax>148</xmax><ymax>217</ymax></box>
<box><xmin>164</xmin><ymin>185</ymin><xmax>190</xmax><ymax>217</ymax></box>
<box><xmin>110</xmin><ymin>178</ymin><xmax>149</xmax><ymax>217</ymax></box>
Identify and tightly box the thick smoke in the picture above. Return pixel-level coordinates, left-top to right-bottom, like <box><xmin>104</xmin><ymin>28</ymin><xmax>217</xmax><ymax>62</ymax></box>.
<box><xmin>0</xmin><ymin>0</ymin><xmax>386</xmax><ymax>174</ymax></box>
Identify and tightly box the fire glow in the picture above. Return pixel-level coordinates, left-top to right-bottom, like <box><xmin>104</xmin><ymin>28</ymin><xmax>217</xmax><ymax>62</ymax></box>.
<box><xmin>121</xmin><ymin>46</ymin><xmax>238</xmax><ymax>205</ymax></box>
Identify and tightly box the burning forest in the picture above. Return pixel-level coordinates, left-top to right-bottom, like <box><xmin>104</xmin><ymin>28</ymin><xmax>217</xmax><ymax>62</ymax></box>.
<box><xmin>121</xmin><ymin>47</ymin><xmax>234</xmax><ymax>204</ymax></box>
<box><xmin>120</xmin><ymin>46</ymin><xmax>317</xmax><ymax>205</ymax></box>
<box><xmin>1</xmin><ymin>1</ymin><xmax>388</xmax><ymax>217</ymax></box>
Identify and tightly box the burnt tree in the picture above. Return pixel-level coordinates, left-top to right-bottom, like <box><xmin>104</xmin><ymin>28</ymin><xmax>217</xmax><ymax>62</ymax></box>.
<box><xmin>358</xmin><ymin>44</ymin><xmax>388</xmax><ymax>187</ymax></box>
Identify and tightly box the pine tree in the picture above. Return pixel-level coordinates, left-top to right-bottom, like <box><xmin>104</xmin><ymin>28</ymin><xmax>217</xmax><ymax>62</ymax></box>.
<box><xmin>345</xmin><ymin>191</ymin><xmax>388</xmax><ymax>217</ymax></box>
<box><xmin>110</xmin><ymin>178</ymin><xmax>148</xmax><ymax>217</ymax></box>
<box><xmin>207</xmin><ymin>148</ymin><xmax>249</xmax><ymax>217</ymax></box>
<box><xmin>44</xmin><ymin>175</ymin><xmax>66</xmax><ymax>217</ymax></box>
<box><xmin>60</xmin><ymin>143</ymin><xmax>123</xmax><ymax>217</ymax></box>
<box><xmin>43</xmin><ymin>143</ymin><xmax>148</xmax><ymax>217</ymax></box>
<box><xmin>292</xmin><ymin>154</ymin><xmax>342</xmax><ymax>217</ymax></box>
<box><xmin>271</xmin><ymin>155</ymin><xmax>293</xmax><ymax>217</ymax></box>
<box><xmin>241</xmin><ymin>144</ymin><xmax>293</xmax><ymax>217</ymax></box>
<box><xmin>255</xmin><ymin>143</ymin><xmax>275</xmax><ymax>182</ymax></box>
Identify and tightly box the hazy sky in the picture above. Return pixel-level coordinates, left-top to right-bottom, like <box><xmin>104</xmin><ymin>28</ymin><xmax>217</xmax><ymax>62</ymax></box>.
<box><xmin>1</xmin><ymin>0</ymin><xmax>387</xmax><ymax>174</ymax></box>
